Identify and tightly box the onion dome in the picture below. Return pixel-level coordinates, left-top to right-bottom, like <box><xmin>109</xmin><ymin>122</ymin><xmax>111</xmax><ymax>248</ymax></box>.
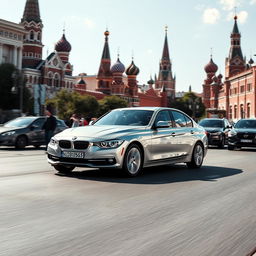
<box><xmin>126</xmin><ymin>60</ymin><xmax>140</xmax><ymax>76</ymax></box>
<box><xmin>78</xmin><ymin>78</ymin><xmax>86</xmax><ymax>85</ymax></box>
<box><xmin>55</xmin><ymin>34</ymin><xmax>72</xmax><ymax>52</ymax></box>
<box><xmin>249</xmin><ymin>58</ymin><xmax>254</xmax><ymax>65</ymax></box>
<box><xmin>204</xmin><ymin>58</ymin><xmax>218</xmax><ymax>73</ymax></box>
<box><xmin>218</xmin><ymin>73</ymin><xmax>223</xmax><ymax>79</ymax></box>
<box><xmin>104</xmin><ymin>30</ymin><xmax>110</xmax><ymax>37</ymax></box>
<box><xmin>110</xmin><ymin>57</ymin><xmax>125</xmax><ymax>73</ymax></box>
<box><xmin>147</xmin><ymin>77</ymin><xmax>154</xmax><ymax>85</ymax></box>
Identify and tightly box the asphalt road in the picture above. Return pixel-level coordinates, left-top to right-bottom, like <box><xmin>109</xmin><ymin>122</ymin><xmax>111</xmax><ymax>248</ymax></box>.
<box><xmin>0</xmin><ymin>146</ymin><xmax>256</xmax><ymax>256</ymax></box>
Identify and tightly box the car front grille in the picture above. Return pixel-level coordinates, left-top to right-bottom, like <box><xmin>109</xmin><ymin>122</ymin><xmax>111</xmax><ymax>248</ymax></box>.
<box><xmin>59</xmin><ymin>140</ymin><xmax>72</xmax><ymax>149</ymax></box>
<box><xmin>237</xmin><ymin>133</ymin><xmax>256</xmax><ymax>139</ymax></box>
<box><xmin>74</xmin><ymin>141</ymin><xmax>89</xmax><ymax>150</ymax></box>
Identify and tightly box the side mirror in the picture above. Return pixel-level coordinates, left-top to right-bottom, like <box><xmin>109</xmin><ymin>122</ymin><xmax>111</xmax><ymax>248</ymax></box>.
<box><xmin>226</xmin><ymin>125</ymin><xmax>232</xmax><ymax>129</ymax></box>
<box><xmin>155</xmin><ymin>121</ymin><xmax>170</xmax><ymax>129</ymax></box>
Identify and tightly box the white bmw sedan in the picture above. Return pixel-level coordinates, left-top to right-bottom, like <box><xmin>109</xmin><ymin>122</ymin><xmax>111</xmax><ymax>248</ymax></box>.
<box><xmin>47</xmin><ymin>107</ymin><xmax>207</xmax><ymax>177</ymax></box>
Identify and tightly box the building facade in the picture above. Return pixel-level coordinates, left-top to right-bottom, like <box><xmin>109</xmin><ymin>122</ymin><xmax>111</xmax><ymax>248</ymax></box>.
<box><xmin>202</xmin><ymin>16</ymin><xmax>256</xmax><ymax>121</ymax></box>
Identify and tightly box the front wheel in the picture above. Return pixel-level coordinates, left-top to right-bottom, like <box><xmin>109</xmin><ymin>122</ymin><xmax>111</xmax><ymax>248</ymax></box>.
<box><xmin>123</xmin><ymin>144</ymin><xmax>143</xmax><ymax>177</ymax></box>
<box><xmin>228</xmin><ymin>145</ymin><xmax>235</xmax><ymax>150</ymax></box>
<box><xmin>187</xmin><ymin>143</ymin><xmax>204</xmax><ymax>169</ymax></box>
<box><xmin>15</xmin><ymin>136</ymin><xmax>27</xmax><ymax>149</ymax></box>
<box><xmin>54</xmin><ymin>165</ymin><xmax>75</xmax><ymax>174</ymax></box>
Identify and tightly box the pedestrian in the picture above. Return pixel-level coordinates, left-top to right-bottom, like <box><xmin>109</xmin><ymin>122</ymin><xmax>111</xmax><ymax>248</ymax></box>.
<box><xmin>80</xmin><ymin>117</ymin><xmax>89</xmax><ymax>126</ymax></box>
<box><xmin>42</xmin><ymin>108</ymin><xmax>57</xmax><ymax>150</ymax></box>
<box><xmin>70</xmin><ymin>114</ymin><xmax>80</xmax><ymax>127</ymax></box>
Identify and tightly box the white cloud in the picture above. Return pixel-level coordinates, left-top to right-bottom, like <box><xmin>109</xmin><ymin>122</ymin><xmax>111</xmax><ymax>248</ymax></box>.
<box><xmin>147</xmin><ymin>49</ymin><xmax>153</xmax><ymax>55</ymax></box>
<box><xmin>194</xmin><ymin>4</ymin><xmax>205</xmax><ymax>11</ymax></box>
<box><xmin>203</xmin><ymin>8</ymin><xmax>221</xmax><ymax>24</ymax></box>
<box><xmin>219</xmin><ymin>0</ymin><xmax>242</xmax><ymax>10</ymax></box>
<box><xmin>226</xmin><ymin>10</ymin><xmax>248</xmax><ymax>23</ymax></box>
<box><xmin>250</xmin><ymin>0</ymin><xmax>256</xmax><ymax>4</ymax></box>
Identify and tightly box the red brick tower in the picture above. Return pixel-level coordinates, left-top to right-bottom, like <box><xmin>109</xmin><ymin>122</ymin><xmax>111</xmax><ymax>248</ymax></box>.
<box><xmin>125</xmin><ymin>59</ymin><xmax>140</xmax><ymax>106</ymax></box>
<box><xmin>21</xmin><ymin>0</ymin><xmax>43</xmax><ymax>68</ymax></box>
<box><xmin>225</xmin><ymin>16</ymin><xmax>245</xmax><ymax>77</ymax></box>
<box><xmin>155</xmin><ymin>26</ymin><xmax>176</xmax><ymax>104</ymax></box>
<box><xmin>110</xmin><ymin>56</ymin><xmax>125</xmax><ymax>95</ymax></box>
<box><xmin>97</xmin><ymin>30</ymin><xmax>112</xmax><ymax>94</ymax></box>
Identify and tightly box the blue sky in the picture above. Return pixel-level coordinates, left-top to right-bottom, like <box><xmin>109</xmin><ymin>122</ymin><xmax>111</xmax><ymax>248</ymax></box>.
<box><xmin>1</xmin><ymin>0</ymin><xmax>255</xmax><ymax>93</ymax></box>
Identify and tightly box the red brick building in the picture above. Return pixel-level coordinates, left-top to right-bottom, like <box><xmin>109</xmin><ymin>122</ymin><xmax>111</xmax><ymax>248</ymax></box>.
<box><xmin>202</xmin><ymin>16</ymin><xmax>256</xmax><ymax>121</ymax></box>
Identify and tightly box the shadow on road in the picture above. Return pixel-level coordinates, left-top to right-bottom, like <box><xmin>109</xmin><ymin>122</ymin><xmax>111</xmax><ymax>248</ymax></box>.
<box><xmin>58</xmin><ymin>164</ymin><xmax>243</xmax><ymax>185</ymax></box>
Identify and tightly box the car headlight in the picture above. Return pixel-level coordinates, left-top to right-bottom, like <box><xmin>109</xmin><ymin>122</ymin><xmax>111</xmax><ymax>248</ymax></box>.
<box><xmin>50</xmin><ymin>137</ymin><xmax>58</xmax><ymax>146</ymax></box>
<box><xmin>1</xmin><ymin>131</ymin><xmax>16</xmax><ymax>136</ymax></box>
<box><xmin>228</xmin><ymin>130</ymin><xmax>237</xmax><ymax>137</ymax></box>
<box><xmin>93</xmin><ymin>140</ymin><xmax>124</xmax><ymax>149</ymax></box>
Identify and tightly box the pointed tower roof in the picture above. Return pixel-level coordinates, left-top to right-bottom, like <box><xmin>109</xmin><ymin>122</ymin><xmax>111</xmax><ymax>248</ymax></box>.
<box><xmin>101</xmin><ymin>30</ymin><xmax>110</xmax><ymax>60</ymax></box>
<box><xmin>21</xmin><ymin>0</ymin><xmax>41</xmax><ymax>23</ymax></box>
<box><xmin>232</xmin><ymin>16</ymin><xmax>239</xmax><ymax>34</ymax></box>
<box><xmin>161</xmin><ymin>26</ymin><xmax>170</xmax><ymax>61</ymax></box>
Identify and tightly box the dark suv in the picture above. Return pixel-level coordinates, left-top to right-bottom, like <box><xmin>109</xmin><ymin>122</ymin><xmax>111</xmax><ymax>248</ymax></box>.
<box><xmin>0</xmin><ymin>116</ymin><xmax>67</xmax><ymax>149</ymax></box>
<box><xmin>199</xmin><ymin>118</ymin><xmax>232</xmax><ymax>148</ymax></box>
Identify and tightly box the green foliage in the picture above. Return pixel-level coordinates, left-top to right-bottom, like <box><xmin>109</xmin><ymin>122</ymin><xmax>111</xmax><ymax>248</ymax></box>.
<box><xmin>98</xmin><ymin>96</ymin><xmax>128</xmax><ymax>117</ymax></box>
<box><xmin>0</xmin><ymin>63</ymin><xmax>33</xmax><ymax>113</ymax></box>
<box><xmin>170</xmin><ymin>92</ymin><xmax>205</xmax><ymax>120</ymax></box>
<box><xmin>46</xmin><ymin>89</ymin><xmax>99</xmax><ymax>120</ymax></box>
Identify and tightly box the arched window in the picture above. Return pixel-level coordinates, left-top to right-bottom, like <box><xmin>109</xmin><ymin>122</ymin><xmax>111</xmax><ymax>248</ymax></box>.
<box><xmin>240</xmin><ymin>104</ymin><xmax>244</xmax><ymax>119</ymax></box>
<box><xmin>247</xmin><ymin>103</ymin><xmax>251</xmax><ymax>118</ymax></box>
<box><xmin>30</xmin><ymin>31</ymin><xmax>34</xmax><ymax>40</ymax></box>
<box><xmin>48</xmin><ymin>72</ymin><xmax>53</xmax><ymax>86</ymax></box>
<box><xmin>37</xmin><ymin>32</ymin><xmax>41</xmax><ymax>41</ymax></box>
<box><xmin>234</xmin><ymin>105</ymin><xmax>237</xmax><ymax>119</ymax></box>
<box><xmin>54</xmin><ymin>73</ymin><xmax>60</xmax><ymax>87</ymax></box>
<box><xmin>229</xmin><ymin>106</ymin><xmax>232</xmax><ymax>120</ymax></box>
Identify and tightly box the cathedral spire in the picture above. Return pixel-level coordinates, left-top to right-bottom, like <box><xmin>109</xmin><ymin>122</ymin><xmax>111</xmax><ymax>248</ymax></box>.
<box><xmin>161</xmin><ymin>25</ymin><xmax>170</xmax><ymax>61</ymax></box>
<box><xmin>21</xmin><ymin>0</ymin><xmax>41</xmax><ymax>23</ymax></box>
<box><xmin>101</xmin><ymin>30</ymin><xmax>111</xmax><ymax>60</ymax></box>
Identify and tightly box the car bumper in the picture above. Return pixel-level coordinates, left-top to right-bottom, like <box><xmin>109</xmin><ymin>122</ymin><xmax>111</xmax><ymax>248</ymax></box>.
<box><xmin>47</xmin><ymin>142</ymin><xmax>129</xmax><ymax>169</ymax></box>
<box><xmin>0</xmin><ymin>136</ymin><xmax>16</xmax><ymax>146</ymax></box>
<box><xmin>207</xmin><ymin>134</ymin><xmax>222</xmax><ymax>145</ymax></box>
<box><xmin>228</xmin><ymin>137</ymin><xmax>256</xmax><ymax>147</ymax></box>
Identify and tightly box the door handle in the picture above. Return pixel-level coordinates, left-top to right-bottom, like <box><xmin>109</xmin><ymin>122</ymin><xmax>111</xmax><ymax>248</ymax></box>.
<box><xmin>171</xmin><ymin>132</ymin><xmax>176</xmax><ymax>137</ymax></box>
<box><xmin>191</xmin><ymin>130</ymin><xmax>194</xmax><ymax>134</ymax></box>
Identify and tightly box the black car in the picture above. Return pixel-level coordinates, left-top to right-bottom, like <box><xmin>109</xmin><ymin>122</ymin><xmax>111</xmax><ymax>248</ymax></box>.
<box><xmin>199</xmin><ymin>118</ymin><xmax>232</xmax><ymax>148</ymax></box>
<box><xmin>0</xmin><ymin>116</ymin><xmax>68</xmax><ymax>149</ymax></box>
<box><xmin>228</xmin><ymin>119</ymin><xmax>256</xmax><ymax>150</ymax></box>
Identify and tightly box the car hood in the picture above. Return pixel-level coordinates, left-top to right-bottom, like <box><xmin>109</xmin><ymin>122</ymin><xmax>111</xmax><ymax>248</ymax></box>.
<box><xmin>234</xmin><ymin>128</ymin><xmax>256</xmax><ymax>133</ymax></box>
<box><xmin>0</xmin><ymin>126</ymin><xmax>24</xmax><ymax>134</ymax></box>
<box><xmin>203</xmin><ymin>127</ymin><xmax>223</xmax><ymax>133</ymax></box>
<box><xmin>54</xmin><ymin>125</ymin><xmax>148</xmax><ymax>141</ymax></box>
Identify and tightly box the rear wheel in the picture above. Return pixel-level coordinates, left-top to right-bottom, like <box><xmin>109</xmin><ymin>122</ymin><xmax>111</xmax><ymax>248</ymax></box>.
<box><xmin>123</xmin><ymin>144</ymin><xmax>143</xmax><ymax>177</ymax></box>
<box><xmin>187</xmin><ymin>143</ymin><xmax>204</xmax><ymax>169</ymax></box>
<box><xmin>15</xmin><ymin>136</ymin><xmax>27</xmax><ymax>149</ymax></box>
<box><xmin>54</xmin><ymin>165</ymin><xmax>75</xmax><ymax>174</ymax></box>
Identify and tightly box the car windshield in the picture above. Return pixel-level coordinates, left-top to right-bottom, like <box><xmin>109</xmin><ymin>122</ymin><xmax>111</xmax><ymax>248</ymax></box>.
<box><xmin>95</xmin><ymin>109</ymin><xmax>154</xmax><ymax>126</ymax></box>
<box><xmin>199</xmin><ymin>119</ymin><xmax>224</xmax><ymax>128</ymax></box>
<box><xmin>235</xmin><ymin>120</ymin><xmax>256</xmax><ymax>129</ymax></box>
<box><xmin>4</xmin><ymin>117</ymin><xmax>36</xmax><ymax>128</ymax></box>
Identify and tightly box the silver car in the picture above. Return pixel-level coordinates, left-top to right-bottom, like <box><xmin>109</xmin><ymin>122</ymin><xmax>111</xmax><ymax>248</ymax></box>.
<box><xmin>47</xmin><ymin>107</ymin><xmax>208</xmax><ymax>176</ymax></box>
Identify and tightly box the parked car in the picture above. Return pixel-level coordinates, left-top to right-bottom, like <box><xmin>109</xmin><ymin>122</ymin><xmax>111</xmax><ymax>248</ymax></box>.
<box><xmin>228</xmin><ymin>119</ymin><xmax>256</xmax><ymax>150</ymax></box>
<box><xmin>198</xmin><ymin>118</ymin><xmax>232</xmax><ymax>148</ymax></box>
<box><xmin>0</xmin><ymin>116</ymin><xmax>68</xmax><ymax>149</ymax></box>
<box><xmin>47</xmin><ymin>107</ymin><xmax>208</xmax><ymax>177</ymax></box>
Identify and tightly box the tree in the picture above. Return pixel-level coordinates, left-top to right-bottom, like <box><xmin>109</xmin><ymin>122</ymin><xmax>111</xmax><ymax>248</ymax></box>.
<box><xmin>46</xmin><ymin>89</ymin><xmax>99</xmax><ymax>121</ymax></box>
<box><xmin>98</xmin><ymin>96</ymin><xmax>128</xmax><ymax>117</ymax></box>
<box><xmin>0</xmin><ymin>63</ymin><xmax>33</xmax><ymax>113</ymax></box>
<box><xmin>171</xmin><ymin>92</ymin><xmax>205</xmax><ymax>120</ymax></box>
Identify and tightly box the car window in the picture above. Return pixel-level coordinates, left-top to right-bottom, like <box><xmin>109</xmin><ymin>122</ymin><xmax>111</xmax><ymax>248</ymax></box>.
<box><xmin>32</xmin><ymin>118</ymin><xmax>46</xmax><ymax>128</ymax></box>
<box><xmin>154</xmin><ymin>110</ymin><xmax>173</xmax><ymax>127</ymax></box>
<box><xmin>171</xmin><ymin>111</ymin><xmax>187</xmax><ymax>128</ymax></box>
<box><xmin>184</xmin><ymin>115</ymin><xmax>193</xmax><ymax>127</ymax></box>
<box><xmin>235</xmin><ymin>119</ymin><xmax>256</xmax><ymax>129</ymax></box>
<box><xmin>199</xmin><ymin>119</ymin><xmax>224</xmax><ymax>128</ymax></box>
<box><xmin>57</xmin><ymin>120</ymin><xmax>66</xmax><ymax>127</ymax></box>
<box><xmin>4</xmin><ymin>117</ymin><xmax>36</xmax><ymax>127</ymax></box>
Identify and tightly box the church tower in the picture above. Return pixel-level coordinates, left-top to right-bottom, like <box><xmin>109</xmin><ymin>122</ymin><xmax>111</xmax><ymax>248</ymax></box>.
<box><xmin>225</xmin><ymin>15</ymin><xmax>245</xmax><ymax>77</ymax></box>
<box><xmin>96</xmin><ymin>30</ymin><xmax>112</xmax><ymax>94</ymax></box>
<box><xmin>21</xmin><ymin>0</ymin><xmax>43</xmax><ymax>68</ymax></box>
<box><xmin>155</xmin><ymin>26</ymin><xmax>176</xmax><ymax>104</ymax></box>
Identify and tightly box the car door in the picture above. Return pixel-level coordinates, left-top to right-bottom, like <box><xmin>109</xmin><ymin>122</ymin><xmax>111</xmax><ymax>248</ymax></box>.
<box><xmin>28</xmin><ymin>118</ymin><xmax>46</xmax><ymax>144</ymax></box>
<box><xmin>169</xmin><ymin>110</ymin><xmax>195</xmax><ymax>157</ymax></box>
<box><xmin>150</xmin><ymin>110</ymin><xmax>179</xmax><ymax>161</ymax></box>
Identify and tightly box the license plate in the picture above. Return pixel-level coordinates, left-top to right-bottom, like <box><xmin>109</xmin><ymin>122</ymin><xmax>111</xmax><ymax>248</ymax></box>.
<box><xmin>62</xmin><ymin>151</ymin><xmax>85</xmax><ymax>158</ymax></box>
<box><xmin>240</xmin><ymin>139</ymin><xmax>252</xmax><ymax>143</ymax></box>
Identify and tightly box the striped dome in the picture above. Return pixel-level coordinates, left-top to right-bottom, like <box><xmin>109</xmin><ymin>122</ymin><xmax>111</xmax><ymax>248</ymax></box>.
<box><xmin>55</xmin><ymin>34</ymin><xmax>71</xmax><ymax>52</ymax></box>
<box><xmin>126</xmin><ymin>60</ymin><xmax>140</xmax><ymax>76</ymax></box>
<box><xmin>110</xmin><ymin>58</ymin><xmax>125</xmax><ymax>73</ymax></box>
<box><xmin>204</xmin><ymin>58</ymin><xmax>218</xmax><ymax>73</ymax></box>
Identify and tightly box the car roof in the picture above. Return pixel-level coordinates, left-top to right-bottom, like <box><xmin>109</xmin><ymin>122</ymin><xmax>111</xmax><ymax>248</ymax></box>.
<box><xmin>113</xmin><ymin>107</ymin><xmax>183</xmax><ymax>111</ymax></box>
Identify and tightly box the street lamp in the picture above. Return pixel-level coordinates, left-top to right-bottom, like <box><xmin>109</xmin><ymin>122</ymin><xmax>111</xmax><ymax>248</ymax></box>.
<box><xmin>11</xmin><ymin>70</ymin><xmax>23</xmax><ymax>115</ymax></box>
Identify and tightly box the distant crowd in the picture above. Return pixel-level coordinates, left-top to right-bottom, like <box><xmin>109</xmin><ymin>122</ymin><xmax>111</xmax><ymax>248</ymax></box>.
<box><xmin>66</xmin><ymin>114</ymin><xmax>97</xmax><ymax>128</ymax></box>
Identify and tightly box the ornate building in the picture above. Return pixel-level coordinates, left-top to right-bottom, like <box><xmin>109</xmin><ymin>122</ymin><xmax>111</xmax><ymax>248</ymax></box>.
<box><xmin>21</xmin><ymin>0</ymin><xmax>75</xmax><ymax>115</ymax></box>
<box><xmin>202</xmin><ymin>16</ymin><xmax>256</xmax><ymax>120</ymax></box>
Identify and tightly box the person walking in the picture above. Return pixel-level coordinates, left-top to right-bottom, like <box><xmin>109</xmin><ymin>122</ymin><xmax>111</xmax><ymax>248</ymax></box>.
<box><xmin>70</xmin><ymin>114</ymin><xmax>80</xmax><ymax>128</ymax></box>
<box><xmin>42</xmin><ymin>109</ymin><xmax>57</xmax><ymax>149</ymax></box>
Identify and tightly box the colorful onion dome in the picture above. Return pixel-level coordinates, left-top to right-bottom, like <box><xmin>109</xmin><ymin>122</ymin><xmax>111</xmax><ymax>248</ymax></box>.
<box><xmin>126</xmin><ymin>60</ymin><xmax>140</xmax><ymax>76</ymax></box>
<box><xmin>110</xmin><ymin>58</ymin><xmax>125</xmax><ymax>73</ymax></box>
<box><xmin>204</xmin><ymin>57</ymin><xmax>218</xmax><ymax>73</ymax></box>
<box><xmin>55</xmin><ymin>34</ymin><xmax>71</xmax><ymax>52</ymax></box>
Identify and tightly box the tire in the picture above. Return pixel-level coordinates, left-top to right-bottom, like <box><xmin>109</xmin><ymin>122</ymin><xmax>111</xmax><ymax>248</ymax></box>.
<box><xmin>53</xmin><ymin>165</ymin><xmax>75</xmax><ymax>174</ymax></box>
<box><xmin>122</xmin><ymin>144</ymin><xmax>143</xmax><ymax>177</ymax></box>
<box><xmin>33</xmin><ymin>145</ymin><xmax>41</xmax><ymax>149</ymax></box>
<box><xmin>15</xmin><ymin>136</ymin><xmax>28</xmax><ymax>149</ymax></box>
<box><xmin>228</xmin><ymin>145</ymin><xmax>235</xmax><ymax>150</ymax></box>
<box><xmin>187</xmin><ymin>143</ymin><xmax>204</xmax><ymax>169</ymax></box>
